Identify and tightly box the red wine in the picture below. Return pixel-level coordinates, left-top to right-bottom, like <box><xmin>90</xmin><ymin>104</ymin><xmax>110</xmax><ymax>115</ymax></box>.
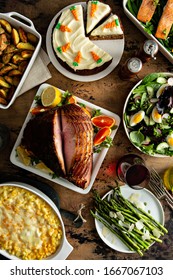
<box><xmin>116</xmin><ymin>154</ymin><xmax>150</xmax><ymax>189</ymax></box>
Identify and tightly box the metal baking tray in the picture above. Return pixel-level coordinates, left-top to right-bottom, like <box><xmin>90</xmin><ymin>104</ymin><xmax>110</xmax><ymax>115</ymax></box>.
<box><xmin>0</xmin><ymin>12</ymin><xmax>42</xmax><ymax>109</ymax></box>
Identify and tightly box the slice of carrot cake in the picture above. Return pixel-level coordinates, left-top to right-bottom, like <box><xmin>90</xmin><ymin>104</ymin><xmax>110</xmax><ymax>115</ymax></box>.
<box><xmin>89</xmin><ymin>14</ymin><xmax>124</xmax><ymax>40</ymax></box>
<box><xmin>86</xmin><ymin>1</ymin><xmax>111</xmax><ymax>34</ymax></box>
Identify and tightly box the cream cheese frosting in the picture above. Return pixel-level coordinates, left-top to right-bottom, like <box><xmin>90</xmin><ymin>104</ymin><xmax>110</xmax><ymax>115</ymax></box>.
<box><xmin>52</xmin><ymin>4</ymin><xmax>112</xmax><ymax>71</ymax></box>
<box><xmin>90</xmin><ymin>15</ymin><xmax>124</xmax><ymax>37</ymax></box>
<box><xmin>86</xmin><ymin>1</ymin><xmax>111</xmax><ymax>34</ymax></box>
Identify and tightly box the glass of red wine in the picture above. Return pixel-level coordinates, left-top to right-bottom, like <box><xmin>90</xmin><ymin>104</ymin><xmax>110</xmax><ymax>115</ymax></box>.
<box><xmin>116</xmin><ymin>154</ymin><xmax>150</xmax><ymax>190</ymax></box>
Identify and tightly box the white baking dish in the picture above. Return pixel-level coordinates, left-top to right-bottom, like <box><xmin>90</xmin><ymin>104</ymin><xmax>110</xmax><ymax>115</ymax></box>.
<box><xmin>0</xmin><ymin>12</ymin><xmax>42</xmax><ymax>109</ymax></box>
<box><xmin>123</xmin><ymin>0</ymin><xmax>173</xmax><ymax>64</ymax></box>
<box><xmin>0</xmin><ymin>181</ymin><xmax>73</xmax><ymax>260</ymax></box>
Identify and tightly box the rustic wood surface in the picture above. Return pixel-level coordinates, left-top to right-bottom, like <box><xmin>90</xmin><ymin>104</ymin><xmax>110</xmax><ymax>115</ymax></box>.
<box><xmin>0</xmin><ymin>0</ymin><xmax>173</xmax><ymax>260</ymax></box>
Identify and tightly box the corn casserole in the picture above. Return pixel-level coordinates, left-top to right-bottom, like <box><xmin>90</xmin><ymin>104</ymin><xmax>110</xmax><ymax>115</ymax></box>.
<box><xmin>0</xmin><ymin>185</ymin><xmax>63</xmax><ymax>260</ymax></box>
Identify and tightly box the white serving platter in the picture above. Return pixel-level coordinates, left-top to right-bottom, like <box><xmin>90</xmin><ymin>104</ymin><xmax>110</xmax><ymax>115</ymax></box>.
<box><xmin>95</xmin><ymin>185</ymin><xmax>164</xmax><ymax>254</ymax></box>
<box><xmin>10</xmin><ymin>83</ymin><xmax>121</xmax><ymax>194</ymax></box>
<box><xmin>46</xmin><ymin>2</ymin><xmax>124</xmax><ymax>82</ymax></box>
<box><xmin>123</xmin><ymin>0</ymin><xmax>173</xmax><ymax>64</ymax></box>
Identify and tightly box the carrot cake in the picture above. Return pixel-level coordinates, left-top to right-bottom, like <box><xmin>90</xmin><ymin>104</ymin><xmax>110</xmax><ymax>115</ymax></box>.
<box><xmin>89</xmin><ymin>14</ymin><xmax>124</xmax><ymax>40</ymax></box>
<box><xmin>52</xmin><ymin>2</ymin><xmax>124</xmax><ymax>75</ymax></box>
<box><xmin>52</xmin><ymin>4</ymin><xmax>112</xmax><ymax>75</ymax></box>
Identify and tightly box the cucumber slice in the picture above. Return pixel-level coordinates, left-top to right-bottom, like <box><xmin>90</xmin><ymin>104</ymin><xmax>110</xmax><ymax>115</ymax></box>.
<box><xmin>156</xmin><ymin>77</ymin><xmax>167</xmax><ymax>84</ymax></box>
<box><xmin>149</xmin><ymin>115</ymin><xmax>155</xmax><ymax>125</ymax></box>
<box><xmin>146</xmin><ymin>86</ymin><xmax>154</xmax><ymax>98</ymax></box>
<box><xmin>146</xmin><ymin>103</ymin><xmax>155</xmax><ymax>115</ymax></box>
<box><xmin>156</xmin><ymin>142</ymin><xmax>169</xmax><ymax>152</ymax></box>
<box><xmin>133</xmin><ymin>92</ymin><xmax>142</xmax><ymax>98</ymax></box>
<box><xmin>144</xmin><ymin>115</ymin><xmax>150</xmax><ymax>126</ymax></box>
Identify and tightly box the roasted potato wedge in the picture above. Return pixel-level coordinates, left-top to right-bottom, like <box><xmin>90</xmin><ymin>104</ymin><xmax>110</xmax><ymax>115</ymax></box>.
<box><xmin>11</xmin><ymin>28</ymin><xmax>20</xmax><ymax>45</ymax></box>
<box><xmin>0</xmin><ymin>88</ymin><xmax>8</xmax><ymax>98</ymax></box>
<box><xmin>0</xmin><ymin>76</ymin><xmax>11</xmax><ymax>88</ymax></box>
<box><xmin>0</xmin><ymin>19</ymin><xmax>12</xmax><ymax>33</ymax></box>
<box><xmin>0</xmin><ymin>26</ymin><xmax>5</xmax><ymax>34</ymax></box>
<box><xmin>4</xmin><ymin>44</ymin><xmax>18</xmax><ymax>54</ymax></box>
<box><xmin>12</xmin><ymin>54</ymin><xmax>25</xmax><ymax>64</ymax></box>
<box><xmin>8</xmin><ymin>69</ymin><xmax>22</xmax><ymax>76</ymax></box>
<box><xmin>0</xmin><ymin>33</ymin><xmax>9</xmax><ymax>52</ymax></box>
<box><xmin>21</xmin><ymin>50</ymin><xmax>33</xmax><ymax>59</ymax></box>
<box><xmin>8</xmin><ymin>62</ymin><xmax>18</xmax><ymax>69</ymax></box>
<box><xmin>0</xmin><ymin>96</ymin><xmax>7</xmax><ymax>105</ymax></box>
<box><xmin>4</xmin><ymin>75</ymin><xmax>13</xmax><ymax>85</ymax></box>
<box><xmin>2</xmin><ymin>53</ymin><xmax>13</xmax><ymax>64</ymax></box>
<box><xmin>12</xmin><ymin>76</ymin><xmax>20</xmax><ymax>86</ymax></box>
<box><xmin>6</xmin><ymin>85</ymin><xmax>15</xmax><ymax>101</ymax></box>
<box><xmin>27</xmin><ymin>32</ymin><xmax>38</xmax><ymax>45</ymax></box>
<box><xmin>0</xmin><ymin>62</ymin><xmax>4</xmax><ymax>69</ymax></box>
<box><xmin>17</xmin><ymin>42</ymin><xmax>35</xmax><ymax>51</ymax></box>
<box><xmin>0</xmin><ymin>65</ymin><xmax>13</xmax><ymax>75</ymax></box>
<box><xmin>18</xmin><ymin>61</ymin><xmax>28</xmax><ymax>73</ymax></box>
<box><xmin>18</xmin><ymin>27</ymin><xmax>27</xmax><ymax>43</ymax></box>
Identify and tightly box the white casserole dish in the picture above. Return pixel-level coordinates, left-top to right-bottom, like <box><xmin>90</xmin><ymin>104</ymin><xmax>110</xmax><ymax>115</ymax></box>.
<box><xmin>123</xmin><ymin>0</ymin><xmax>173</xmax><ymax>64</ymax></box>
<box><xmin>0</xmin><ymin>12</ymin><xmax>42</xmax><ymax>109</ymax></box>
<box><xmin>0</xmin><ymin>181</ymin><xmax>73</xmax><ymax>260</ymax></box>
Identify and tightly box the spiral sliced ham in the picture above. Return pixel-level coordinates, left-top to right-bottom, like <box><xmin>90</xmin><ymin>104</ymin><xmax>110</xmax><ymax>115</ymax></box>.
<box><xmin>61</xmin><ymin>104</ymin><xmax>93</xmax><ymax>189</ymax></box>
<box><xmin>22</xmin><ymin>103</ymin><xmax>93</xmax><ymax>189</ymax></box>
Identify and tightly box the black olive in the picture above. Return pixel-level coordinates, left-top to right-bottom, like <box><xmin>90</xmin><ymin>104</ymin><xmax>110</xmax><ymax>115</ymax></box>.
<box><xmin>157</xmin><ymin>85</ymin><xmax>173</xmax><ymax>114</ymax></box>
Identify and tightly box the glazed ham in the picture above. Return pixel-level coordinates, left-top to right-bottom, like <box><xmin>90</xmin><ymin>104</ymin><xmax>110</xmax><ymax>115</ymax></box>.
<box><xmin>61</xmin><ymin>104</ymin><xmax>93</xmax><ymax>188</ymax></box>
<box><xmin>22</xmin><ymin>103</ymin><xmax>93</xmax><ymax>189</ymax></box>
<box><xmin>21</xmin><ymin>108</ymin><xmax>65</xmax><ymax>177</ymax></box>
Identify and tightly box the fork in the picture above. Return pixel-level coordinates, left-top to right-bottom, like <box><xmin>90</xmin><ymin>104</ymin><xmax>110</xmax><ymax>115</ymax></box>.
<box><xmin>149</xmin><ymin>168</ymin><xmax>173</xmax><ymax>210</ymax></box>
<box><xmin>150</xmin><ymin>168</ymin><xmax>173</xmax><ymax>203</ymax></box>
<box><xmin>149</xmin><ymin>180</ymin><xmax>173</xmax><ymax>210</ymax></box>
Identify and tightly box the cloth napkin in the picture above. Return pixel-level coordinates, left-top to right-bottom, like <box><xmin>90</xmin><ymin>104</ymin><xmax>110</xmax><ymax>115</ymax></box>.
<box><xmin>17</xmin><ymin>48</ymin><xmax>52</xmax><ymax>97</ymax></box>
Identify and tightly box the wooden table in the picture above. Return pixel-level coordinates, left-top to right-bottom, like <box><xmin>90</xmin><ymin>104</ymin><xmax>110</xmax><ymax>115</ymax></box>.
<box><xmin>0</xmin><ymin>0</ymin><xmax>173</xmax><ymax>260</ymax></box>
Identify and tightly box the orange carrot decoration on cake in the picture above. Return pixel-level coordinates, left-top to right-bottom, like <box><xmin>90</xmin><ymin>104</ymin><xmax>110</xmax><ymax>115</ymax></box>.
<box><xmin>91</xmin><ymin>51</ymin><xmax>102</xmax><ymax>64</ymax></box>
<box><xmin>56</xmin><ymin>22</ymin><xmax>71</xmax><ymax>32</ymax></box>
<box><xmin>73</xmin><ymin>51</ymin><xmax>82</xmax><ymax>66</ymax></box>
<box><xmin>70</xmin><ymin>6</ymin><xmax>79</xmax><ymax>21</ymax></box>
<box><xmin>103</xmin><ymin>18</ymin><xmax>119</xmax><ymax>29</ymax></box>
<box><xmin>90</xmin><ymin>1</ymin><xmax>98</xmax><ymax>17</ymax></box>
<box><xmin>57</xmin><ymin>42</ymin><xmax>71</xmax><ymax>53</ymax></box>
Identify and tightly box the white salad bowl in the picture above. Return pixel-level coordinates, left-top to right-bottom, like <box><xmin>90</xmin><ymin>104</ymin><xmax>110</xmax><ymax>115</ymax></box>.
<box><xmin>123</xmin><ymin>72</ymin><xmax>173</xmax><ymax>157</ymax></box>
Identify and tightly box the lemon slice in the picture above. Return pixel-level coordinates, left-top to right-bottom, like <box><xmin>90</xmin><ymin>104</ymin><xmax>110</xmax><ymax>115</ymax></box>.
<box><xmin>41</xmin><ymin>86</ymin><xmax>62</xmax><ymax>108</ymax></box>
<box><xmin>35</xmin><ymin>162</ymin><xmax>54</xmax><ymax>174</ymax></box>
<box><xmin>16</xmin><ymin>145</ymin><xmax>31</xmax><ymax>166</ymax></box>
<box><xmin>163</xmin><ymin>167</ymin><xmax>173</xmax><ymax>192</ymax></box>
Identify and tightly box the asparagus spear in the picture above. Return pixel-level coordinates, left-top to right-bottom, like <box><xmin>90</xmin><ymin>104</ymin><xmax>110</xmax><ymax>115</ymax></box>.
<box><xmin>91</xmin><ymin>187</ymin><xmax>168</xmax><ymax>256</ymax></box>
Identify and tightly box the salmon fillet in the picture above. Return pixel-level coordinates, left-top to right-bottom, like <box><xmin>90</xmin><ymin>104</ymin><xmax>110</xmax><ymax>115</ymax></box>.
<box><xmin>137</xmin><ymin>0</ymin><xmax>158</xmax><ymax>23</ymax></box>
<box><xmin>155</xmin><ymin>0</ymin><xmax>173</xmax><ymax>39</ymax></box>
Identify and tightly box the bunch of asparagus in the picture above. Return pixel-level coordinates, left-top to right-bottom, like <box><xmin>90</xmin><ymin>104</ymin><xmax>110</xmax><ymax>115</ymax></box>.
<box><xmin>91</xmin><ymin>187</ymin><xmax>168</xmax><ymax>256</ymax></box>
